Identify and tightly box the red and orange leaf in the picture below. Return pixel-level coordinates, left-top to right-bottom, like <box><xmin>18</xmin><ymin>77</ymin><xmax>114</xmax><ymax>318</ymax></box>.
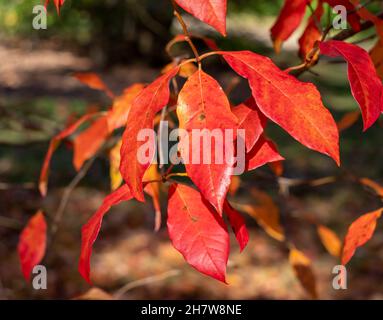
<box><xmin>360</xmin><ymin>178</ymin><xmax>383</xmax><ymax>198</ymax></box>
<box><xmin>39</xmin><ymin>112</ymin><xmax>96</xmax><ymax>196</ymax></box>
<box><xmin>73</xmin><ymin>72</ymin><xmax>114</xmax><ymax>99</ymax></box>
<box><xmin>223</xmin><ymin>51</ymin><xmax>340</xmax><ymax>165</ymax></box>
<box><xmin>73</xmin><ymin>116</ymin><xmax>110</xmax><ymax>171</ymax></box>
<box><xmin>270</xmin><ymin>0</ymin><xmax>308</xmax><ymax>53</ymax></box>
<box><xmin>320</xmin><ymin>40</ymin><xmax>383</xmax><ymax>131</ymax></box>
<box><xmin>317</xmin><ymin>225</ymin><xmax>342</xmax><ymax>258</ymax></box>
<box><xmin>224</xmin><ymin>200</ymin><xmax>249</xmax><ymax>252</ymax></box>
<box><xmin>120</xmin><ymin>67</ymin><xmax>179</xmax><ymax>201</ymax></box>
<box><xmin>18</xmin><ymin>211</ymin><xmax>47</xmax><ymax>281</ymax></box>
<box><xmin>289</xmin><ymin>248</ymin><xmax>318</xmax><ymax>299</ymax></box>
<box><xmin>79</xmin><ymin>184</ymin><xmax>133</xmax><ymax>283</ymax></box>
<box><xmin>342</xmin><ymin>209</ymin><xmax>383</xmax><ymax>265</ymax></box>
<box><xmin>245</xmin><ymin>136</ymin><xmax>284</xmax><ymax>171</ymax></box>
<box><xmin>232</xmin><ymin>97</ymin><xmax>266</xmax><ymax>152</ymax></box>
<box><xmin>167</xmin><ymin>184</ymin><xmax>229</xmax><ymax>282</ymax></box>
<box><xmin>177</xmin><ymin>69</ymin><xmax>238</xmax><ymax>214</ymax></box>
<box><xmin>174</xmin><ymin>0</ymin><xmax>227</xmax><ymax>36</ymax></box>
<box><xmin>298</xmin><ymin>1</ymin><xmax>324</xmax><ymax>59</ymax></box>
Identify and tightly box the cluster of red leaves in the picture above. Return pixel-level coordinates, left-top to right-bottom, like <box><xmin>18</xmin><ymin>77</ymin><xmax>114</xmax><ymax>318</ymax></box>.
<box><xmin>19</xmin><ymin>0</ymin><xmax>383</xmax><ymax>295</ymax></box>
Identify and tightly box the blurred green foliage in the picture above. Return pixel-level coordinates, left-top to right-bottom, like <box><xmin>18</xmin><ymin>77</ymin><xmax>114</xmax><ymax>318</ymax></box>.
<box><xmin>0</xmin><ymin>0</ymin><xmax>283</xmax><ymax>41</ymax></box>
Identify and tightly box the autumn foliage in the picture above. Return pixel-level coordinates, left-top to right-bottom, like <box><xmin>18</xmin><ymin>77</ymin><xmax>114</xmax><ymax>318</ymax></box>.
<box><xmin>18</xmin><ymin>0</ymin><xmax>383</xmax><ymax>298</ymax></box>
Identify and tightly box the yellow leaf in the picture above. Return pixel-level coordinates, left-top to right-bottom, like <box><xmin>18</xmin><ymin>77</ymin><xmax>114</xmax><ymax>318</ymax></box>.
<box><xmin>143</xmin><ymin>164</ymin><xmax>162</xmax><ymax>231</ymax></box>
<box><xmin>317</xmin><ymin>225</ymin><xmax>342</xmax><ymax>258</ymax></box>
<box><xmin>109</xmin><ymin>139</ymin><xmax>123</xmax><ymax>191</ymax></box>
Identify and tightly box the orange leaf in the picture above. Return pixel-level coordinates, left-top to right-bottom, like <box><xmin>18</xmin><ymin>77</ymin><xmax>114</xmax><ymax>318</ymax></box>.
<box><xmin>370</xmin><ymin>39</ymin><xmax>383</xmax><ymax>81</ymax></box>
<box><xmin>270</xmin><ymin>0</ymin><xmax>308</xmax><ymax>53</ymax></box>
<box><xmin>269</xmin><ymin>160</ymin><xmax>284</xmax><ymax>177</ymax></box>
<box><xmin>298</xmin><ymin>1</ymin><xmax>324</xmax><ymax>59</ymax></box>
<box><xmin>317</xmin><ymin>225</ymin><xmax>342</xmax><ymax>257</ymax></box>
<box><xmin>18</xmin><ymin>211</ymin><xmax>47</xmax><ymax>281</ymax></box>
<box><xmin>241</xmin><ymin>189</ymin><xmax>285</xmax><ymax>241</ymax></box>
<box><xmin>342</xmin><ymin>208</ymin><xmax>383</xmax><ymax>265</ymax></box>
<box><xmin>120</xmin><ymin>67</ymin><xmax>179</xmax><ymax>201</ymax></box>
<box><xmin>223</xmin><ymin>51</ymin><xmax>340</xmax><ymax>165</ymax></box>
<box><xmin>75</xmin><ymin>287</ymin><xmax>114</xmax><ymax>300</ymax></box>
<box><xmin>289</xmin><ymin>248</ymin><xmax>318</xmax><ymax>299</ymax></box>
<box><xmin>175</xmin><ymin>0</ymin><xmax>227</xmax><ymax>36</ymax></box>
<box><xmin>177</xmin><ymin>69</ymin><xmax>238</xmax><ymax>214</ymax></box>
<box><xmin>107</xmin><ymin>83</ymin><xmax>145</xmax><ymax>130</ymax></box>
<box><xmin>167</xmin><ymin>183</ymin><xmax>229</xmax><ymax>282</ymax></box>
<box><xmin>228</xmin><ymin>175</ymin><xmax>241</xmax><ymax>196</ymax></box>
<box><xmin>73</xmin><ymin>72</ymin><xmax>114</xmax><ymax>99</ymax></box>
<box><xmin>337</xmin><ymin>110</ymin><xmax>360</xmax><ymax>132</ymax></box>
<box><xmin>39</xmin><ymin>112</ymin><xmax>96</xmax><ymax>196</ymax></box>
<box><xmin>360</xmin><ymin>178</ymin><xmax>383</xmax><ymax>198</ymax></box>
<box><xmin>73</xmin><ymin>116</ymin><xmax>110</xmax><ymax>171</ymax></box>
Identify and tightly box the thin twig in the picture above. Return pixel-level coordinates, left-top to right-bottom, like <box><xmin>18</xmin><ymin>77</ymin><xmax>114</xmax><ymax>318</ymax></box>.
<box><xmin>50</xmin><ymin>157</ymin><xmax>96</xmax><ymax>235</ymax></box>
<box><xmin>113</xmin><ymin>270</ymin><xmax>181</xmax><ymax>299</ymax></box>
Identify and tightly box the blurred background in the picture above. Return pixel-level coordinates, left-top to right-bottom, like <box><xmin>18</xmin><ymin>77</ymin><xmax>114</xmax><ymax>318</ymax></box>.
<box><xmin>1</xmin><ymin>0</ymin><xmax>383</xmax><ymax>300</ymax></box>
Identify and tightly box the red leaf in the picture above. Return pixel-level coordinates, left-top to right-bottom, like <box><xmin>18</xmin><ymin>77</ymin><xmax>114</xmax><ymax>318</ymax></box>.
<box><xmin>223</xmin><ymin>51</ymin><xmax>340</xmax><ymax>165</ymax></box>
<box><xmin>232</xmin><ymin>97</ymin><xmax>266</xmax><ymax>152</ymax></box>
<box><xmin>45</xmin><ymin>0</ymin><xmax>65</xmax><ymax>15</ymax></box>
<box><xmin>298</xmin><ymin>1</ymin><xmax>324</xmax><ymax>59</ymax></box>
<box><xmin>223</xmin><ymin>200</ymin><xmax>249</xmax><ymax>252</ymax></box>
<box><xmin>175</xmin><ymin>0</ymin><xmax>227</xmax><ymax>36</ymax></box>
<box><xmin>120</xmin><ymin>67</ymin><xmax>179</xmax><ymax>201</ymax></box>
<box><xmin>177</xmin><ymin>69</ymin><xmax>238</xmax><ymax>214</ymax></box>
<box><xmin>320</xmin><ymin>40</ymin><xmax>383</xmax><ymax>131</ymax></box>
<box><xmin>167</xmin><ymin>184</ymin><xmax>229</xmax><ymax>282</ymax></box>
<box><xmin>73</xmin><ymin>73</ymin><xmax>114</xmax><ymax>99</ymax></box>
<box><xmin>270</xmin><ymin>0</ymin><xmax>308</xmax><ymax>53</ymax></box>
<box><xmin>246</xmin><ymin>136</ymin><xmax>284</xmax><ymax>171</ymax></box>
<box><xmin>39</xmin><ymin>112</ymin><xmax>96</xmax><ymax>196</ymax></box>
<box><xmin>342</xmin><ymin>209</ymin><xmax>383</xmax><ymax>265</ymax></box>
<box><xmin>18</xmin><ymin>211</ymin><xmax>47</xmax><ymax>281</ymax></box>
<box><xmin>79</xmin><ymin>185</ymin><xmax>133</xmax><ymax>283</ymax></box>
